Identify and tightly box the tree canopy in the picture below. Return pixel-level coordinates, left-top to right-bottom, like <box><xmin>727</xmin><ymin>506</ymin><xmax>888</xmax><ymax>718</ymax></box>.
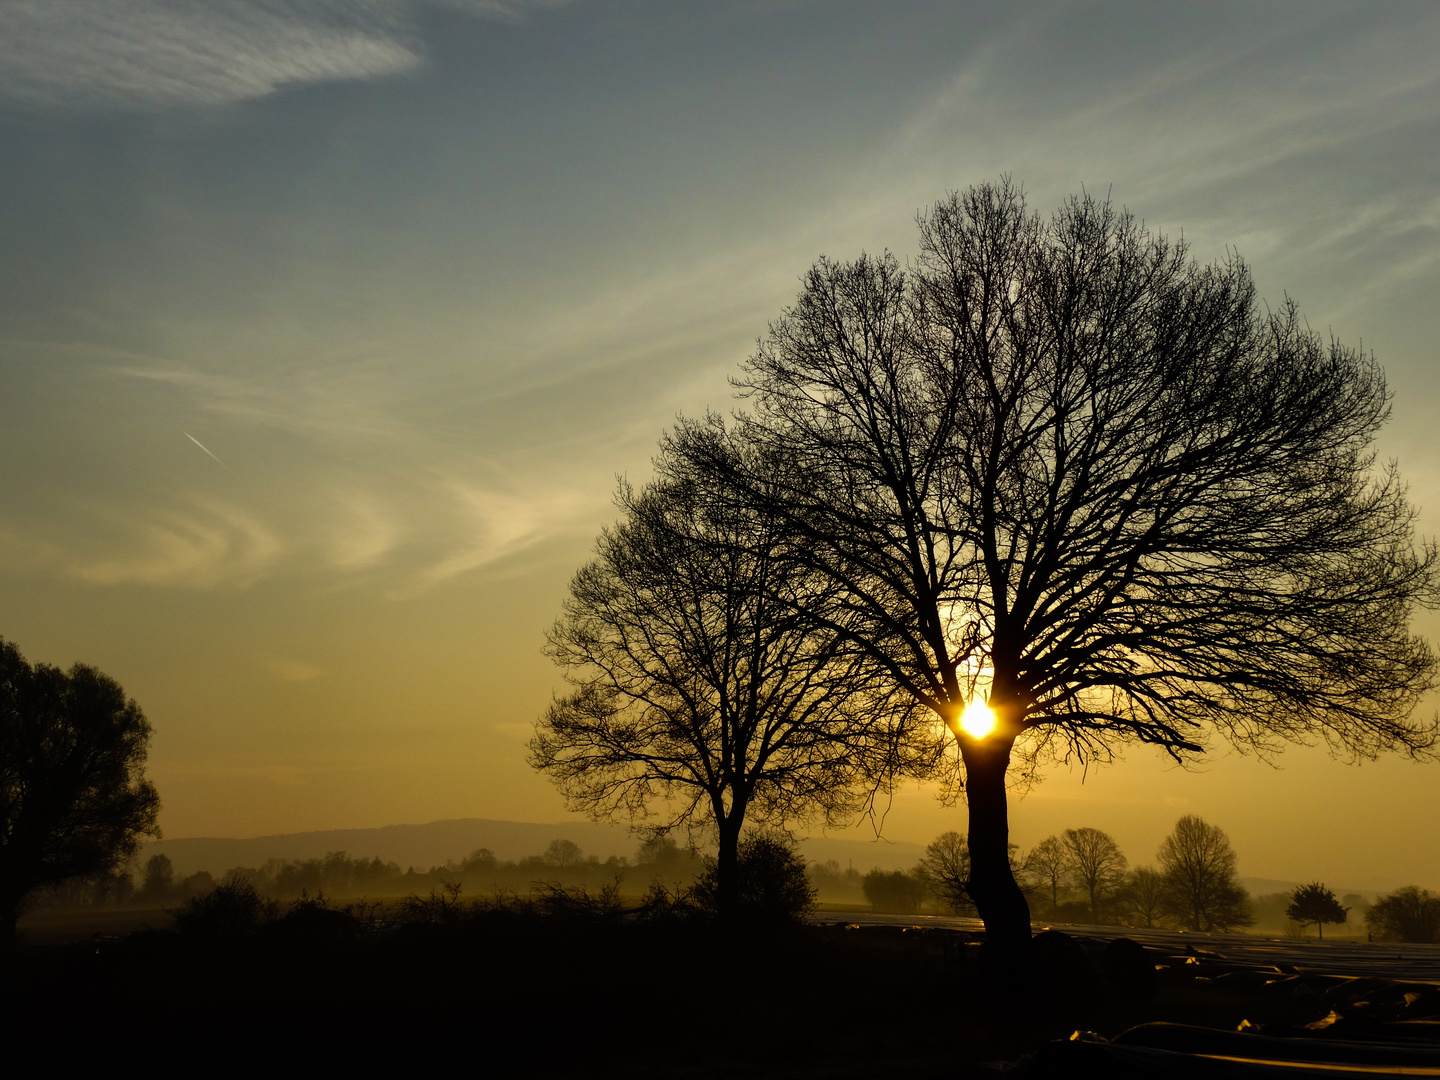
<box><xmin>1286</xmin><ymin>882</ymin><xmax>1348</xmax><ymax>939</ymax></box>
<box><xmin>671</xmin><ymin>178</ymin><xmax>1439</xmax><ymax>949</ymax></box>
<box><xmin>0</xmin><ymin>637</ymin><xmax>161</xmax><ymax>944</ymax></box>
<box><xmin>1062</xmin><ymin>827</ymin><xmax>1127</xmax><ymax>918</ymax></box>
<box><xmin>1157</xmin><ymin>815</ymin><xmax>1252</xmax><ymax>932</ymax></box>
<box><xmin>1366</xmin><ymin>886</ymin><xmax>1440</xmax><ymax>944</ymax></box>
<box><xmin>531</xmin><ymin>451</ymin><xmax>918</xmax><ymax>917</ymax></box>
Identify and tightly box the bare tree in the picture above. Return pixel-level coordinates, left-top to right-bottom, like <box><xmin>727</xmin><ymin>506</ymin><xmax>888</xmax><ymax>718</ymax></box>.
<box><xmin>917</xmin><ymin>831</ymin><xmax>971</xmax><ymax>913</ymax></box>
<box><xmin>675</xmin><ymin>179</ymin><xmax>1439</xmax><ymax>953</ymax></box>
<box><xmin>531</xmin><ymin>444</ymin><xmax>915</xmax><ymax>919</ymax></box>
<box><xmin>1063</xmin><ymin>827</ymin><xmax>1127</xmax><ymax>918</ymax></box>
<box><xmin>0</xmin><ymin>638</ymin><xmax>161</xmax><ymax>945</ymax></box>
<box><xmin>1121</xmin><ymin>866</ymin><xmax>1167</xmax><ymax>929</ymax></box>
<box><xmin>543</xmin><ymin>839</ymin><xmax>585</xmax><ymax>868</ymax></box>
<box><xmin>1157</xmin><ymin>815</ymin><xmax>1252</xmax><ymax>931</ymax></box>
<box><xmin>1026</xmin><ymin>835</ymin><xmax>1070</xmax><ymax>914</ymax></box>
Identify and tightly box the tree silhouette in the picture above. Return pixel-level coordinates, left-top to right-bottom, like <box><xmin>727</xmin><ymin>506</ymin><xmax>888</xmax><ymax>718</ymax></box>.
<box><xmin>0</xmin><ymin>638</ymin><xmax>161</xmax><ymax>944</ymax></box>
<box><xmin>861</xmin><ymin>868</ymin><xmax>926</xmax><ymax>914</ymax></box>
<box><xmin>142</xmin><ymin>852</ymin><xmax>176</xmax><ymax>903</ymax></box>
<box><xmin>689</xmin><ymin>833</ymin><xmax>816</xmax><ymax>921</ymax></box>
<box><xmin>1366</xmin><ymin>886</ymin><xmax>1440</xmax><ymax>944</ymax></box>
<box><xmin>1286</xmin><ymin>882</ymin><xmax>1348</xmax><ymax>939</ymax></box>
<box><xmin>673</xmin><ymin>179</ymin><xmax>1439</xmax><ymax>952</ymax></box>
<box><xmin>1121</xmin><ymin>866</ymin><xmax>1167</xmax><ymax>929</ymax></box>
<box><xmin>1027</xmin><ymin>835</ymin><xmax>1070</xmax><ymax>914</ymax></box>
<box><xmin>532</xmin><ymin>451</ymin><xmax>917</xmax><ymax>919</ymax></box>
<box><xmin>1158</xmin><ymin>815</ymin><xmax>1252</xmax><ymax>931</ymax></box>
<box><xmin>1062</xmin><ymin>827</ymin><xmax>1127</xmax><ymax>919</ymax></box>
<box><xmin>918</xmin><ymin>831</ymin><xmax>971</xmax><ymax>913</ymax></box>
<box><xmin>543</xmin><ymin>839</ymin><xmax>585</xmax><ymax>868</ymax></box>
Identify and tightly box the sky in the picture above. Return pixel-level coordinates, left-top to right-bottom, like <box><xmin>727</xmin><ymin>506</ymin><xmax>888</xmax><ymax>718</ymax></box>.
<box><xmin>1</xmin><ymin>0</ymin><xmax>1438</xmax><ymax>892</ymax></box>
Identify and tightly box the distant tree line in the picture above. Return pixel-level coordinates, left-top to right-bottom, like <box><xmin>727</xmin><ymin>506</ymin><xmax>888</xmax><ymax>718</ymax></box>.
<box><xmin>848</xmin><ymin>815</ymin><xmax>1256</xmax><ymax>932</ymax></box>
<box><xmin>32</xmin><ymin>819</ymin><xmax>1440</xmax><ymax>944</ymax></box>
<box><xmin>26</xmin><ymin>835</ymin><xmax>709</xmax><ymax>912</ymax></box>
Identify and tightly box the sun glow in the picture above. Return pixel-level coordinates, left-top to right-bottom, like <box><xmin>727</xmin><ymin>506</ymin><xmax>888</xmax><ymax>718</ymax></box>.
<box><xmin>960</xmin><ymin>699</ymin><xmax>996</xmax><ymax>739</ymax></box>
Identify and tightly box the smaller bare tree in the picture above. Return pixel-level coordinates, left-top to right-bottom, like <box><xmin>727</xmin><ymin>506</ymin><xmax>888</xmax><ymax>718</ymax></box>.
<box><xmin>532</xmin><ymin>441</ymin><xmax>916</xmax><ymax>919</ymax></box>
<box><xmin>1063</xmin><ymin>827</ymin><xmax>1128</xmax><ymax>919</ymax></box>
<box><xmin>917</xmin><ymin>831</ymin><xmax>971</xmax><ymax>914</ymax></box>
<box><xmin>1121</xmin><ymin>866</ymin><xmax>1168</xmax><ymax>928</ymax></box>
<box><xmin>1158</xmin><ymin>815</ymin><xmax>1253</xmax><ymax>931</ymax></box>
<box><xmin>1027</xmin><ymin>835</ymin><xmax>1070</xmax><ymax>915</ymax></box>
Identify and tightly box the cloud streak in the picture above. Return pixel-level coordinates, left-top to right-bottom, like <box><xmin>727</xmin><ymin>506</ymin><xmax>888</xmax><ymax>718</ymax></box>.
<box><xmin>0</xmin><ymin>0</ymin><xmax>568</xmax><ymax>109</ymax></box>
<box><xmin>71</xmin><ymin>496</ymin><xmax>283</xmax><ymax>588</ymax></box>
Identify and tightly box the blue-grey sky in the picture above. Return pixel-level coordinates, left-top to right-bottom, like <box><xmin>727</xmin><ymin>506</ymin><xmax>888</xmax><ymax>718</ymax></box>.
<box><xmin>2</xmin><ymin>0</ymin><xmax>1438</xmax><ymax>889</ymax></box>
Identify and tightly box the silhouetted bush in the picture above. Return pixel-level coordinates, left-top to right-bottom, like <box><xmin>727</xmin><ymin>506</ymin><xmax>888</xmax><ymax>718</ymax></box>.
<box><xmin>171</xmin><ymin>878</ymin><xmax>278</xmax><ymax>937</ymax></box>
<box><xmin>691</xmin><ymin>835</ymin><xmax>816</xmax><ymax>921</ymax></box>
<box><xmin>262</xmin><ymin>892</ymin><xmax>366</xmax><ymax>949</ymax></box>
<box><xmin>394</xmin><ymin>881</ymin><xmax>468</xmax><ymax>926</ymax></box>
<box><xmin>1367</xmin><ymin>886</ymin><xmax>1440</xmax><ymax>943</ymax></box>
<box><xmin>531</xmin><ymin>879</ymin><xmax>624</xmax><ymax>919</ymax></box>
<box><xmin>861</xmin><ymin>868</ymin><xmax>926</xmax><ymax>914</ymax></box>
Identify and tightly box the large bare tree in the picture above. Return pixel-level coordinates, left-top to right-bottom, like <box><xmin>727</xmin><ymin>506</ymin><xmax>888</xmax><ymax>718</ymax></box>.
<box><xmin>531</xmin><ymin>439</ymin><xmax>917</xmax><ymax>919</ymax></box>
<box><xmin>673</xmin><ymin>179</ymin><xmax>1439</xmax><ymax>953</ymax></box>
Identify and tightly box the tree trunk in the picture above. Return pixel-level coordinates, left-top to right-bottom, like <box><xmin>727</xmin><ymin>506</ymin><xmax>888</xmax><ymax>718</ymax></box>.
<box><xmin>715</xmin><ymin>813</ymin><xmax>743</xmax><ymax>921</ymax></box>
<box><xmin>961</xmin><ymin>732</ymin><xmax>1031</xmax><ymax>957</ymax></box>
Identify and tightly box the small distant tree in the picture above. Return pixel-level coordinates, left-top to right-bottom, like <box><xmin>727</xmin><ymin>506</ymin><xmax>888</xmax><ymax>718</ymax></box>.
<box><xmin>1286</xmin><ymin>882</ymin><xmax>1348</xmax><ymax>939</ymax></box>
<box><xmin>861</xmin><ymin>868</ymin><xmax>926</xmax><ymax>914</ymax></box>
<box><xmin>1367</xmin><ymin>886</ymin><xmax>1440</xmax><ymax>944</ymax></box>
<box><xmin>1121</xmin><ymin>866</ymin><xmax>1168</xmax><ymax>929</ymax></box>
<box><xmin>0</xmin><ymin>638</ymin><xmax>161</xmax><ymax>945</ymax></box>
<box><xmin>1157</xmin><ymin>815</ymin><xmax>1253</xmax><ymax>931</ymax></box>
<box><xmin>917</xmin><ymin>831</ymin><xmax>971</xmax><ymax>914</ymax></box>
<box><xmin>142</xmin><ymin>853</ymin><xmax>176</xmax><ymax>903</ymax></box>
<box><xmin>1027</xmin><ymin>836</ymin><xmax>1070</xmax><ymax>914</ymax></box>
<box><xmin>543</xmin><ymin>839</ymin><xmax>585</xmax><ymax>868</ymax></box>
<box><xmin>1063</xmin><ymin>827</ymin><xmax>1127</xmax><ymax>919</ymax></box>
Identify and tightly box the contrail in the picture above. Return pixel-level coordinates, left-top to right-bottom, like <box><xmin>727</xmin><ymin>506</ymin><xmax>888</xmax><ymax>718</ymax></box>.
<box><xmin>185</xmin><ymin>432</ymin><xmax>228</xmax><ymax>469</ymax></box>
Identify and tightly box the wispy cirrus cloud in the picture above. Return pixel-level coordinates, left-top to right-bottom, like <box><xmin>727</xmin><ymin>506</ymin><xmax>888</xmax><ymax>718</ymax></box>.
<box><xmin>70</xmin><ymin>496</ymin><xmax>283</xmax><ymax>588</ymax></box>
<box><xmin>406</xmin><ymin>477</ymin><xmax>599</xmax><ymax>593</ymax></box>
<box><xmin>0</xmin><ymin>0</ymin><xmax>569</xmax><ymax>109</ymax></box>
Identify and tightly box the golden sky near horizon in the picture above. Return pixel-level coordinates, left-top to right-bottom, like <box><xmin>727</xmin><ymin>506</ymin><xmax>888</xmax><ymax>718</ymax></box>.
<box><xmin>2</xmin><ymin>0</ymin><xmax>1439</xmax><ymax>893</ymax></box>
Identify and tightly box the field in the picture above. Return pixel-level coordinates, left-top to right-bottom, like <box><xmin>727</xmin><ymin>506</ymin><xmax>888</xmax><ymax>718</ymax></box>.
<box><xmin>8</xmin><ymin>904</ymin><xmax>1440</xmax><ymax>1076</ymax></box>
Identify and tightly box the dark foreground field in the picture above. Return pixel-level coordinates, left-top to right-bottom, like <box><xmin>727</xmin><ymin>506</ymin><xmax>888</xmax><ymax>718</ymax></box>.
<box><xmin>7</xmin><ymin>903</ymin><xmax>1440</xmax><ymax>1077</ymax></box>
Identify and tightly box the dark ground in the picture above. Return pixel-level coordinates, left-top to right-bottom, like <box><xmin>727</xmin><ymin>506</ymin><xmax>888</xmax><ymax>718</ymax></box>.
<box><xmin>6</xmin><ymin>906</ymin><xmax>1440</xmax><ymax>1076</ymax></box>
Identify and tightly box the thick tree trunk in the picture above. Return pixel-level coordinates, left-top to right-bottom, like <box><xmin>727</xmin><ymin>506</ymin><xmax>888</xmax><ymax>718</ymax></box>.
<box><xmin>715</xmin><ymin>813</ymin><xmax>743</xmax><ymax>921</ymax></box>
<box><xmin>961</xmin><ymin>732</ymin><xmax>1031</xmax><ymax>959</ymax></box>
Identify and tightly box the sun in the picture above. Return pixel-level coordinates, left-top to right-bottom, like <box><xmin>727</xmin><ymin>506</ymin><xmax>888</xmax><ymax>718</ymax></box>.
<box><xmin>960</xmin><ymin>699</ymin><xmax>996</xmax><ymax>739</ymax></box>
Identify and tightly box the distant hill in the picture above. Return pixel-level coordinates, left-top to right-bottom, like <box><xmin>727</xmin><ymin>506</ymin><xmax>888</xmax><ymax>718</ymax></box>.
<box><xmin>141</xmin><ymin>818</ymin><xmax>929</xmax><ymax>877</ymax></box>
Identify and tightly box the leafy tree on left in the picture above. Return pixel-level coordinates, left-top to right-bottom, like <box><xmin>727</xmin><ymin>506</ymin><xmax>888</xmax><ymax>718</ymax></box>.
<box><xmin>0</xmin><ymin>638</ymin><xmax>160</xmax><ymax>944</ymax></box>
